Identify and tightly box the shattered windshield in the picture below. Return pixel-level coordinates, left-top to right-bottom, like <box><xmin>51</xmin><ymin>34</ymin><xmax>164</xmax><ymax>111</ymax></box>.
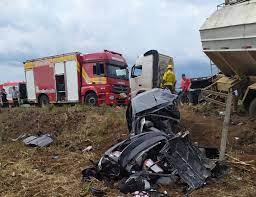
<box><xmin>107</xmin><ymin>64</ymin><xmax>129</xmax><ymax>80</ymax></box>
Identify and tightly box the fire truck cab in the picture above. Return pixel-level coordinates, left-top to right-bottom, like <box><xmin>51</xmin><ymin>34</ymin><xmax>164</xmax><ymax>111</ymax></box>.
<box><xmin>24</xmin><ymin>50</ymin><xmax>130</xmax><ymax>106</ymax></box>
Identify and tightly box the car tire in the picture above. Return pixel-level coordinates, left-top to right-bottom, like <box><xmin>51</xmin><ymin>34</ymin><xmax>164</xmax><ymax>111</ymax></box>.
<box><xmin>39</xmin><ymin>95</ymin><xmax>49</xmax><ymax>107</ymax></box>
<box><xmin>85</xmin><ymin>92</ymin><xmax>98</xmax><ymax>106</ymax></box>
<box><xmin>249</xmin><ymin>98</ymin><xmax>256</xmax><ymax>116</ymax></box>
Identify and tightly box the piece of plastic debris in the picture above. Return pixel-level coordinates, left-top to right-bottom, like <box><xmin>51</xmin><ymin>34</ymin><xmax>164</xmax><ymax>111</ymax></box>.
<box><xmin>143</xmin><ymin>159</ymin><xmax>163</xmax><ymax>173</ymax></box>
<box><xmin>156</xmin><ymin>177</ymin><xmax>176</xmax><ymax>186</ymax></box>
<box><xmin>23</xmin><ymin>136</ymin><xmax>37</xmax><ymax>144</ymax></box>
<box><xmin>236</xmin><ymin>176</ymin><xmax>242</xmax><ymax>181</ymax></box>
<box><xmin>82</xmin><ymin>146</ymin><xmax>93</xmax><ymax>152</ymax></box>
<box><xmin>11</xmin><ymin>134</ymin><xmax>27</xmax><ymax>142</ymax></box>
<box><xmin>89</xmin><ymin>187</ymin><xmax>106</xmax><ymax>197</ymax></box>
<box><xmin>219</xmin><ymin>111</ymin><xmax>225</xmax><ymax>116</ymax></box>
<box><xmin>52</xmin><ymin>155</ymin><xmax>59</xmax><ymax>160</ymax></box>
<box><xmin>237</xmin><ymin>122</ymin><xmax>244</xmax><ymax>126</ymax></box>
<box><xmin>81</xmin><ymin>167</ymin><xmax>98</xmax><ymax>181</ymax></box>
<box><xmin>23</xmin><ymin>134</ymin><xmax>53</xmax><ymax>147</ymax></box>
<box><xmin>119</xmin><ymin>176</ymin><xmax>151</xmax><ymax>194</ymax></box>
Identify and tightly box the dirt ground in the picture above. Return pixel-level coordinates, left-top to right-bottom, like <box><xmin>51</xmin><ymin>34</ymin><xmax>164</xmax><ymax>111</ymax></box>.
<box><xmin>0</xmin><ymin>104</ymin><xmax>255</xmax><ymax>197</ymax></box>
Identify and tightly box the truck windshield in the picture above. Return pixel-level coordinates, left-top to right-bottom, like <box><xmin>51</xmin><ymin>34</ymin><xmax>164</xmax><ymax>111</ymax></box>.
<box><xmin>107</xmin><ymin>64</ymin><xmax>129</xmax><ymax>80</ymax></box>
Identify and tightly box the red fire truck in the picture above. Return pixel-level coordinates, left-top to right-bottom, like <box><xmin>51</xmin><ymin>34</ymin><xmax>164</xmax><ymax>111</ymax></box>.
<box><xmin>24</xmin><ymin>50</ymin><xmax>130</xmax><ymax>106</ymax></box>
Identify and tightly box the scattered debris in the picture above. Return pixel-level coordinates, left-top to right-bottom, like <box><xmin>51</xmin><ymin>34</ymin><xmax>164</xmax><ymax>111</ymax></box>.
<box><xmin>22</xmin><ymin>134</ymin><xmax>53</xmax><ymax>147</ymax></box>
<box><xmin>219</xmin><ymin>111</ymin><xmax>225</xmax><ymax>116</ymax></box>
<box><xmin>82</xmin><ymin>146</ymin><xmax>93</xmax><ymax>152</ymax></box>
<box><xmin>119</xmin><ymin>175</ymin><xmax>151</xmax><ymax>194</ymax></box>
<box><xmin>52</xmin><ymin>155</ymin><xmax>60</xmax><ymax>160</ymax></box>
<box><xmin>237</xmin><ymin>122</ymin><xmax>244</xmax><ymax>126</ymax></box>
<box><xmin>82</xmin><ymin>89</ymin><xmax>225</xmax><ymax>195</ymax></box>
<box><xmin>89</xmin><ymin>187</ymin><xmax>106</xmax><ymax>197</ymax></box>
<box><xmin>132</xmin><ymin>191</ymin><xmax>150</xmax><ymax>197</ymax></box>
<box><xmin>11</xmin><ymin>133</ymin><xmax>27</xmax><ymax>142</ymax></box>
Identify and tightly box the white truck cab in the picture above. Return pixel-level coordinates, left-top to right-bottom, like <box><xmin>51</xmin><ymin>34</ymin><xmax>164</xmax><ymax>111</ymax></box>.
<box><xmin>130</xmin><ymin>50</ymin><xmax>174</xmax><ymax>98</ymax></box>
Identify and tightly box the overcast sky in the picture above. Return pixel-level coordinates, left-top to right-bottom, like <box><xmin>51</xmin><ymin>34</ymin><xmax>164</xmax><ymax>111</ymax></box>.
<box><xmin>0</xmin><ymin>0</ymin><xmax>223</xmax><ymax>83</ymax></box>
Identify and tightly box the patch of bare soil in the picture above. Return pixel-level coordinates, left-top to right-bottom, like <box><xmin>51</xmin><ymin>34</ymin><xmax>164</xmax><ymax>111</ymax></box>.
<box><xmin>180</xmin><ymin>105</ymin><xmax>256</xmax><ymax>197</ymax></box>
<box><xmin>0</xmin><ymin>105</ymin><xmax>255</xmax><ymax>196</ymax></box>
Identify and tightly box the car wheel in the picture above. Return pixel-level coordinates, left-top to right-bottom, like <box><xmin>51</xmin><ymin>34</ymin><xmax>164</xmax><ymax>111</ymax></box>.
<box><xmin>39</xmin><ymin>95</ymin><xmax>49</xmax><ymax>107</ymax></box>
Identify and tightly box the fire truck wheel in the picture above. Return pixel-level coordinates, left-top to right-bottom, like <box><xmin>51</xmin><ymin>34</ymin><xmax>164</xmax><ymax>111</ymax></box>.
<box><xmin>39</xmin><ymin>94</ymin><xmax>49</xmax><ymax>107</ymax></box>
<box><xmin>249</xmin><ymin>98</ymin><xmax>256</xmax><ymax>116</ymax></box>
<box><xmin>85</xmin><ymin>92</ymin><xmax>98</xmax><ymax>106</ymax></box>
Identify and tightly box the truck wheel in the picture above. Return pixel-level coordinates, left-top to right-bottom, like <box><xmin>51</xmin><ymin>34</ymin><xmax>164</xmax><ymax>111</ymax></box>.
<box><xmin>85</xmin><ymin>93</ymin><xmax>98</xmax><ymax>106</ymax></box>
<box><xmin>249</xmin><ymin>98</ymin><xmax>256</xmax><ymax>116</ymax></box>
<box><xmin>39</xmin><ymin>95</ymin><xmax>49</xmax><ymax>107</ymax></box>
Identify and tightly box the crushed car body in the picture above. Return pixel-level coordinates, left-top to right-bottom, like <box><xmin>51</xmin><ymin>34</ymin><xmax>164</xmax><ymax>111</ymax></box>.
<box><xmin>126</xmin><ymin>88</ymin><xmax>180</xmax><ymax>135</ymax></box>
<box><xmin>87</xmin><ymin>131</ymin><xmax>216</xmax><ymax>193</ymax></box>
<box><xmin>83</xmin><ymin>89</ymin><xmax>222</xmax><ymax>195</ymax></box>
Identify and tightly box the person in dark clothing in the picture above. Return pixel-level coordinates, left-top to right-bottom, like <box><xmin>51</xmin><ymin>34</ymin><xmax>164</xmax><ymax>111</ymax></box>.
<box><xmin>1</xmin><ymin>89</ymin><xmax>9</xmax><ymax>108</ymax></box>
<box><xmin>12</xmin><ymin>86</ymin><xmax>19</xmax><ymax>107</ymax></box>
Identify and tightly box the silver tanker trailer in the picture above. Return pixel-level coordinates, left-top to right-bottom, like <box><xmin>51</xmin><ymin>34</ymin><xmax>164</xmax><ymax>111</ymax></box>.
<box><xmin>200</xmin><ymin>0</ymin><xmax>256</xmax><ymax>115</ymax></box>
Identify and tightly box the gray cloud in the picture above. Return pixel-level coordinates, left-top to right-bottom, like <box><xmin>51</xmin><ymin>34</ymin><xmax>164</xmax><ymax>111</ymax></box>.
<box><xmin>0</xmin><ymin>0</ymin><xmax>223</xmax><ymax>83</ymax></box>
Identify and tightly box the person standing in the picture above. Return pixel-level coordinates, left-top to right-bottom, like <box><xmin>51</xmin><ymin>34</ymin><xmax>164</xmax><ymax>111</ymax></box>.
<box><xmin>162</xmin><ymin>64</ymin><xmax>176</xmax><ymax>93</ymax></box>
<box><xmin>180</xmin><ymin>74</ymin><xmax>191</xmax><ymax>104</ymax></box>
<box><xmin>12</xmin><ymin>86</ymin><xmax>19</xmax><ymax>107</ymax></box>
<box><xmin>1</xmin><ymin>89</ymin><xmax>9</xmax><ymax>108</ymax></box>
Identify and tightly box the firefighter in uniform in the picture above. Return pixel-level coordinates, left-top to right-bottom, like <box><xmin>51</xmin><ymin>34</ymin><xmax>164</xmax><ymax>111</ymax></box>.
<box><xmin>162</xmin><ymin>64</ymin><xmax>176</xmax><ymax>93</ymax></box>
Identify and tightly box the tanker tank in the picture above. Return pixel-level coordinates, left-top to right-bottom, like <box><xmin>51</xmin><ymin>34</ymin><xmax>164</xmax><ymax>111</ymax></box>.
<box><xmin>200</xmin><ymin>0</ymin><xmax>256</xmax><ymax>78</ymax></box>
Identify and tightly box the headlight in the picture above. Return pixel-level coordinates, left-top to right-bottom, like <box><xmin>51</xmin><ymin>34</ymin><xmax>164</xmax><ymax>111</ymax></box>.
<box><xmin>109</xmin><ymin>95</ymin><xmax>115</xmax><ymax>100</ymax></box>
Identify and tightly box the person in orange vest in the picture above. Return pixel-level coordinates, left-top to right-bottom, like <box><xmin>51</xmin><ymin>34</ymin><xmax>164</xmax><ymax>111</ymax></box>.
<box><xmin>162</xmin><ymin>64</ymin><xmax>176</xmax><ymax>93</ymax></box>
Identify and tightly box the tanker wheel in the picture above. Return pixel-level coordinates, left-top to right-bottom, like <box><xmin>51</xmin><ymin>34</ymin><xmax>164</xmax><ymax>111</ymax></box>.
<box><xmin>85</xmin><ymin>92</ymin><xmax>98</xmax><ymax>106</ymax></box>
<box><xmin>39</xmin><ymin>95</ymin><xmax>49</xmax><ymax>107</ymax></box>
<box><xmin>249</xmin><ymin>98</ymin><xmax>256</xmax><ymax>116</ymax></box>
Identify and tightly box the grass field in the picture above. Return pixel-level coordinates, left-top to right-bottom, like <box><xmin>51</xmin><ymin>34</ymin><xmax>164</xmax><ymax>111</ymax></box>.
<box><xmin>0</xmin><ymin>105</ymin><xmax>255</xmax><ymax>196</ymax></box>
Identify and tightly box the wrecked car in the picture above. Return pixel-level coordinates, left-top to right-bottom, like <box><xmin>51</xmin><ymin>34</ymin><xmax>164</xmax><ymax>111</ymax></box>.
<box><xmin>83</xmin><ymin>131</ymin><xmax>216</xmax><ymax>194</ymax></box>
<box><xmin>83</xmin><ymin>89</ymin><xmax>223</xmax><ymax>195</ymax></box>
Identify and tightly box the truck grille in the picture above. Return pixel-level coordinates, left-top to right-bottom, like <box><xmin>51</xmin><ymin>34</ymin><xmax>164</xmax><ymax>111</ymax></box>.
<box><xmin>112</xmin><ymin>85</ymin><xmax>129</xmax><ymax>94</ymax></box>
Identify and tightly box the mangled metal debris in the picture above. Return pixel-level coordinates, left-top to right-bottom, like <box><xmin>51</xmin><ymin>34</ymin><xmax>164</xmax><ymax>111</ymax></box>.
<box><xmin>126</xmin><ymin>88</ymin><xmax>180</xmax><ymax>135</ymax></box>
<box><xmin>83</xmin><ymin>131</ymin><xmax>216</xmax><ymax>194</ymax></box>
<box><xmin>23</xmin><ymin>134</ymin><xmax>53</xmax><ymax>147</ymax></box>
<box><xmin>82</xmin><ymin>89</ymin><xmax>226</xmax><ymax>195</ymax></box>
